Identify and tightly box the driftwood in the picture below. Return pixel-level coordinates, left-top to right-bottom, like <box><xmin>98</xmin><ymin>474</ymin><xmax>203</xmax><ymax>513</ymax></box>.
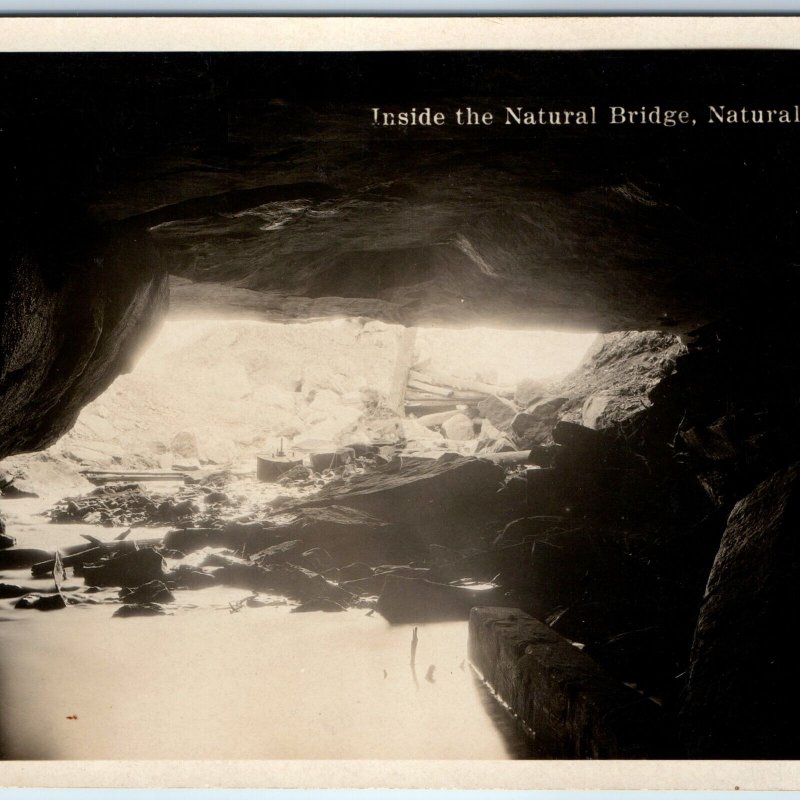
<box><xmin>81</xmin><ymin>470</ymin><xmax>188</xmax><ymax>486</ymax></box>
<box><xmin>31</xmin><ymin>537</ymin><xmax>161</xmax><ymax>578</ymax></box>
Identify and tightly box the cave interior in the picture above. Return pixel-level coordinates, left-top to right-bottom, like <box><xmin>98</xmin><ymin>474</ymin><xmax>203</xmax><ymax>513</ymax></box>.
<box><xmin>1</xmin><ymin>51</ymin><xmax>800</xmax><ymax>760</ymax></box>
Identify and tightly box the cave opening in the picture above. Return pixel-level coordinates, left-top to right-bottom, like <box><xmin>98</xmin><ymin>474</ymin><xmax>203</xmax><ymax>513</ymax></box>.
<box><xmin>0</xmin><ymin>314</ymin><xmax>696</xmax><ymax>760</ymax></box>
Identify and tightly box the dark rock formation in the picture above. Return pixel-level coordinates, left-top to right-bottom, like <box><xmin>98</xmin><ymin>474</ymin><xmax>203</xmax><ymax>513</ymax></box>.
<box><xmin>469</xmin><ymin>607</ymin><xmax>679</xmax><ymax>758</ymax></box>
<box><xmin>3</xmin><ymin>52</ymin><xmax>800</xmax><ymax>460</ymax></box>
<box><xmin>682</xmin><ymin>464</ymin><xmax>800</xmax><ymax>758</ymax></box>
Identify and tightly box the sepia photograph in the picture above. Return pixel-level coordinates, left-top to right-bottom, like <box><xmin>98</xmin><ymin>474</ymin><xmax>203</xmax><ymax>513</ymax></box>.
<box><xmin>0</xmin><ymin>16</ymin><xmax>799</xmax><ymax>788</ymax></box>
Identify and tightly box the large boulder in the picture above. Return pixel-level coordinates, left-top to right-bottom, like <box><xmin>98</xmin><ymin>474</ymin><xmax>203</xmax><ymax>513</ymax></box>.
<box><xmin>510</xmin><ymin>397</ymin><xmax>568</xmax><ymax>447</ymax></box>
<box><xmin>294</xmin><ymin>453</ymin><xmax>506</xmax><ymax>546</ymax></box>
<box><xmin>477</xmin><ymin>395</ymin><xmax>519</xmax><ymax>432</ymax></box>
<box><xmin>682</xmin><ymin>463</ymin><xmax>800</xmax><ymax>758</ymax></box>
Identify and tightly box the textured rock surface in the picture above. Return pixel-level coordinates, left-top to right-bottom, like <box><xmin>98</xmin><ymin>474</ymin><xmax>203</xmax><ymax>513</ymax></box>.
<box><xmin>468</xmin><ymin>607</ymin><xmax>678</xmax><ymax>758</ymax></box>
<box><xmin>682</xmin><ymin>464</ymin><xmax>800</xmax><ymax>758</ymax></box>
<box><xmin>2</xmin><ymin>52</ymin><xmax>800</xmax><ymax>458</ymax></box>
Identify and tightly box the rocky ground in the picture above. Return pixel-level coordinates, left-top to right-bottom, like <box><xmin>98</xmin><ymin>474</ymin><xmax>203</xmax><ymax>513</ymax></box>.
<box><xmin>0</xmin><ymin>327</ymin><xmax>692</xmax><ymax>756</ymax></box>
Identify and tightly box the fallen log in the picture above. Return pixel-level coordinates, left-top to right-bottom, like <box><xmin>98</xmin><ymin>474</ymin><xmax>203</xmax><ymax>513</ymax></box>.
<box><xmin>476</xmin><ymin>450</ymin><xmax>532</xmax><ymax>465</ymax></box>
<box><xmin>409</xmin><ymin>369</ymin><xmax>514</xmax><ymax>398</ymax></box>
<box><xmin>406</xmin><ymin>378</ymin><xmax>455</xmax><ymax>397</ymax></box>
<box><xmin>81</xmin><ymin>470</ymin><xmax>189</xmax><ymax>485</ymax></box>
<box><xmin>31</xmin><ymin>538</ymin><xmax>162</xmax><ymax>578</ymax></box>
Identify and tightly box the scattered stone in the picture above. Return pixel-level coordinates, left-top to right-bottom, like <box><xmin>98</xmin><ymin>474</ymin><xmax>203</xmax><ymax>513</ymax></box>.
<box><xmin>15</xmin><ymin>593</ymin><xmax>67</xmax><ymax>611</ymax></box>
<box><xmin>119</xmin><ymin>580</ymin><xmax>174</xmax><ymax>605</ymax></box>
<box><xmin>0</xmin><ymin>532</ymin><xmax>16</xmax><ymax>549</ymax></box>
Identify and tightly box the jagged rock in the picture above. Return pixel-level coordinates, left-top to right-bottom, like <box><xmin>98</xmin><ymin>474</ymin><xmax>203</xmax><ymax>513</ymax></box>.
<box><xmin>251</xmin><ymin>539</ymin><xmax>305</xmax><ymax>564</ymax></box>
<box><xmin>441</xmin><ymin>413</ymin><xmax>476</xmax><ymax>441</ymax></box>
<box><xmin>682</xmin><ymin>463</ymin><xmax>800</xmax><ymax>758</ymax></box>
<box><xmin>15</xmin><ymin>593</ymin><xmax>67</xmax><ymax>611</ymax></box>
<box><xmin>294</xmin><ymin>454</ymin><xmax>505</xmax><ymax>547</ymax></box>
<box><xmin>264</xmin><ymin>506</ymin><xmax>398</xmax><ymax>566</ymax></box>
<box><xmin>83</xmin><ymin>547</ymin><xmax>166</xmax><ymax>588</ymax></box>
<box><xmin>377</xmin><ymin>574</ymin><xmax>503</xmax><ymax>623</ymax></box>
<box><xmin>113</xmin><ymin>602</ymin><xmax>167</xmax><ymax>618</ymax></box>
<box><xmin>477</xmin><ymin>395</ymin><xmax>518</xmax><ymax>432</ymax></box>
<box><xmin>510</xmin><ymin>397</ymin><xmax>568</xmax><ymax>447</ymax></box>
<box><xmin>119</xmin><ymin>580</ymin><xmax>174</xmax><ymax>605</ymax></box>
<box><xmin>0</xmin><ymin>532</ymin><xmax>16</xmax><ymax>549</ymax></box>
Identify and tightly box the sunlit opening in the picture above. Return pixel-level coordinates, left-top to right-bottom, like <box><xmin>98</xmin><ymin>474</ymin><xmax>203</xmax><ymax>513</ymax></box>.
<box><xmin>48</xmin><ymin>318</ymin><xmax>596</xmax><ymax>472</ymax></box>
